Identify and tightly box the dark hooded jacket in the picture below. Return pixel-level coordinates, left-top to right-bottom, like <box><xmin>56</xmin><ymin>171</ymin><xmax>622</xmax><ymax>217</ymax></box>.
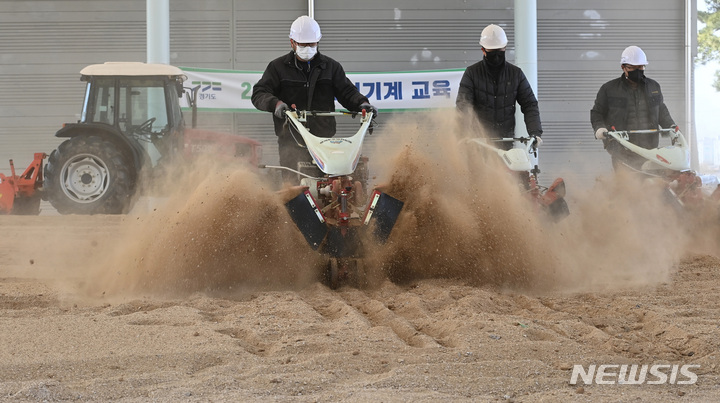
<box><xmin>456</xmin><ymin>59</ymin><xmax>542</xmax><ymax>139</ymax></box>
<box><xmin>251</xmin><ymin>51</ymin><xmax>368</xmax><ymax>139</ymax></box>
<box><xmin>590</xmin><ymin>74</ymin><xmax>675</xmax><ymax>149</ymax></box>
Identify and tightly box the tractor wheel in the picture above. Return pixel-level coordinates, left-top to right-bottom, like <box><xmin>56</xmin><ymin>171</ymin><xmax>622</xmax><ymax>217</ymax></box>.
<box><xmin>45</xmin><ymin>136</ymin><xmax>134</xmax><ymax>214</ymax></box>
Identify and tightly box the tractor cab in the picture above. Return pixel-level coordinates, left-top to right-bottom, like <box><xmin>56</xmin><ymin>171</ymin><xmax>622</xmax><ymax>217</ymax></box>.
<box><xmin>77</xmin><ymin>62</ymin><xmax>186</xmax><ymax>167</ymax></box>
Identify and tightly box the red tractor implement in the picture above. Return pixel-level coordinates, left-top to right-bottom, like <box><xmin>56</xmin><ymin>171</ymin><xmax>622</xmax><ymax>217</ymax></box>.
<box><xmin>0</xmin><ymin>153</ymin><xmax>47</xmax><ymax>215</ymax></box>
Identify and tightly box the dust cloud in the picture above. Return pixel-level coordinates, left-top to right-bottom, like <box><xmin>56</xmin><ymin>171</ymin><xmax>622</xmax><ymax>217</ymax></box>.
<box><xmin>84</xmin><ymin>110</ymin><xmax>718</xmax><ymax>298</ymax></box>
<box><xmin>365</xmin><ymin>109</ymin><xmax>713</xmax><ymax>293</ymax></box>
<box><xmin>85</xmin><ymin>156</ymin><xmax>324</xmax><ymax>299</ymax></box>
<box><xmin>364</xmin><ymin>110</ymin><xmax>547</xmax><ymax>289</ymax></box>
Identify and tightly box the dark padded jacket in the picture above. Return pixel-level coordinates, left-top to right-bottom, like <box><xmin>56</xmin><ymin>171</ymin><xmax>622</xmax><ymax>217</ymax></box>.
<box><xmin>456</xmin><ymin>60</ymin><xmax>543</xmax><ymax>138</ymax></box>
<box><xmin>590</xmin><ymin>74</ymin><xmax>675</xmax><ymax>149</ymax></box>
<box><xmin>251</xmin><ymin>51</ymin><xmax>368</xmax><ymax>139</ymax></box>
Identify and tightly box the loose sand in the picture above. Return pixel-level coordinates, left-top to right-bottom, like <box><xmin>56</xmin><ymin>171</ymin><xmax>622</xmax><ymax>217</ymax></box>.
<box><xmin>1</xmin><ymin>111</ymin><xmax>718</xmax><ymax>401</ymax></box>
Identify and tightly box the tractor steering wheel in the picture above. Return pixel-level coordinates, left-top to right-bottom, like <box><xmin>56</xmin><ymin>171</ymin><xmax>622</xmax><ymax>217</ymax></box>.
<box><xmin>135</xmin><ymin>117</ymin><xmax>156</xmax><ymax>134</ymax></box>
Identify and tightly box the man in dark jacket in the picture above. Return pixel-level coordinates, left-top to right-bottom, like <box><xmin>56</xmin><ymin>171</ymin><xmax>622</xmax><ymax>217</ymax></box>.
<box><xmin>456</xmin><ymin>24</ymin><xmax>543</xmax><ymax>150</ymax></box>
<box><xmin>252</xmin><ymin>15</ymin><xmax>376</xmax><ymax>182</ymax></box>
<box><xmin>590</xmin><ymin>45</ymin><xmax>676</xmax><ymax>170</ymax></box>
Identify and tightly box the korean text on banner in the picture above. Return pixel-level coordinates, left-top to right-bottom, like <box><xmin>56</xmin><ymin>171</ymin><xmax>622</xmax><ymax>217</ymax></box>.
<box><xmin>180</xmin><ymin>67</ymin><xmax>464</xmax><ymax>111</ymax></box>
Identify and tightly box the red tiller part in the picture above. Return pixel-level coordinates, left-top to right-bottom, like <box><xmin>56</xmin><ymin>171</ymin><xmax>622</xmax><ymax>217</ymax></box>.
<box><xmin>0</xmin><ymin>153</ymin><xmax>47</xmax><ymax>214</ymax></box>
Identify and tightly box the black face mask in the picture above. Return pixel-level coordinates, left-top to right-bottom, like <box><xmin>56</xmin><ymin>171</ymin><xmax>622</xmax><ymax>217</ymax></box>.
<box><xmin>626</xmin><ymin>69</ymin><xmax>645</xmax><ymax>83</ymax></box>
<box><xmin>484</xmin><ymin>50</ymin><xmax>505</xmax><ymax>67</ymax></box>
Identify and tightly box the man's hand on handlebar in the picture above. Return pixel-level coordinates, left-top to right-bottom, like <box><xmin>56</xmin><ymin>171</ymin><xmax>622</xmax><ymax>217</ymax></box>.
<box><xmin>359</xmin><ymin>102</ymin><xmax>378</xmax><ymax>119</ymax></box>
<box><xmin>274</xmin><ymin>101</ymin><xmax>290</xmax><ymax>119</ymax></box>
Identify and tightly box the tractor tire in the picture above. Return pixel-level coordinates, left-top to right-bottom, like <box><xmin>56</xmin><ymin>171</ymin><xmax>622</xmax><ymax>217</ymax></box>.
<box><xmin>45</xmin><ymin>136</ymin><xmax>134</xmax><ymax>215</ymax></box>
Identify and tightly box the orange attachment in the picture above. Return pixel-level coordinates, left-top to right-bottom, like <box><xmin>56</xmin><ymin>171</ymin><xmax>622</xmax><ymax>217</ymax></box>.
<box><xmin>0</xmin><ymin>173</ymin><xmax>15</xmax><ymax>213</ymax></box>
<box><xmin>0</xmin><ymin>153</ymin><xmax>47</xmax><ymax>214</ymax></box>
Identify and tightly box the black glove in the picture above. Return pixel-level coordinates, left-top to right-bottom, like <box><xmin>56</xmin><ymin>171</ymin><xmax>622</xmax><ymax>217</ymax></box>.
<box><xmin>274</xmin><ymin>102</ymin><xmax>289</xmax><ymax>119</ymax></box>
<box><xmin>359</xmin><ymin>102</ymin><xmax>378</xmax><ymax>118</ymax></box>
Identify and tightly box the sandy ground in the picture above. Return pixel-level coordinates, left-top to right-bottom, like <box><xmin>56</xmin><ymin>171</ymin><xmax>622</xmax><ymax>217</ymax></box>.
<box><xmin>1</xmin><ymin>112</ymin><xmax>719</xmax><ymax>402</ymax></box>
<box><xmin>1</xmin><ymin>215</ymin><xmax>719</xmax><ymax>402</ymax></box>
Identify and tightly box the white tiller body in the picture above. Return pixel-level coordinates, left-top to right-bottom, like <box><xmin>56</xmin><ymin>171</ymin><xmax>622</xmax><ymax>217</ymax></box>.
<box><xmin>464</xmin><ymin>136</ymin><xmax>536</xmax><ymax>172</ymax></box>
<box><xmin>285</xmin><ymin>110</ymin><xmax>373</xmax><ymax>176</ymax></box>
<box><xmin>606</xmin><ymin>128</ymin><xmax>690</xmax><ymax>171</ymax></box>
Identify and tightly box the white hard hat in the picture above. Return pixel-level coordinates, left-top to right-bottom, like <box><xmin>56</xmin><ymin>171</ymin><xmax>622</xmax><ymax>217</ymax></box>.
<box><xmin>480</xmin><ymin>24</ymin><xmax>508</xmax><ymax>50</ymax></box>
<box><xmin>620</xmin><ymin>46</ymin><xmax>648</xmax><ymax>66</ymax></box>
<box><xmin>289</xmin><ymin>15</ymin><xmax>322</xmax><ymax>43</ymax></box>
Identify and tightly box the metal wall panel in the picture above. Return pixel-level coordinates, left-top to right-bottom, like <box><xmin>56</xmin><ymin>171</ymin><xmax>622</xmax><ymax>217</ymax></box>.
<box><xmin>227</xmin><ymin>1</ymin><xmax>515</xmax><ymax>169</ymax></box>
<box><xmin>0</xmin><ymin>0</ymin><xmax>147</xmax><ymax>171</ymax></box>
<box><xmin>309</xmin><ymin>1</ymin><xmax>511</xmax><ymax>72</ymax></box>
<box><xmin>537</xmin><ymin>1</ymin><xmax>688</xmax><ymax>186</ymax></box>
<box><xmin>0</xmin><ymin>0</ymin><xmax>692</xmax><ymax>197</ymax></box>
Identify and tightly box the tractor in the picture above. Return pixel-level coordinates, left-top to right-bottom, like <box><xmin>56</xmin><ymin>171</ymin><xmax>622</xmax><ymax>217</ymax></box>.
<box><xmin>32</xmin><ymin>62</ymin><xmax>261</xmax><ymax>215</ymax></box>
